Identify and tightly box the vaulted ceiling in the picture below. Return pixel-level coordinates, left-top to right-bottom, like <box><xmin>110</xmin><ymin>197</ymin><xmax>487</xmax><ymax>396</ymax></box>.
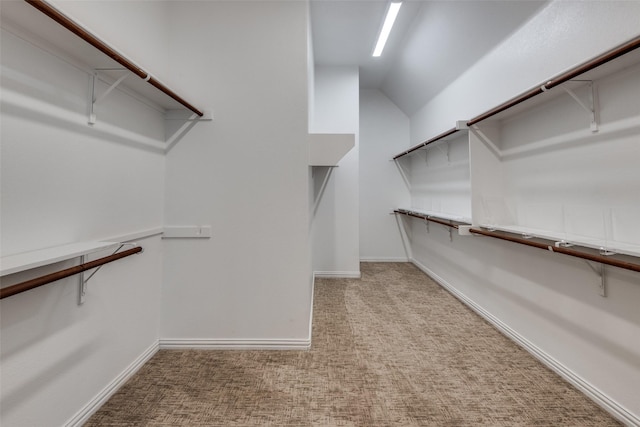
<box><xmin>310</xmin><ymin>0</ymin><xmax>548</xmax><ymax>116</ymax></box>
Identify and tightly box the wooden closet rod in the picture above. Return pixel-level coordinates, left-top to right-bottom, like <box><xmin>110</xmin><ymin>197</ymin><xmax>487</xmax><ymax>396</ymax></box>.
<box><xmin>467</xmin><ymin>34</ymin><xmax>640</xmax><ymax>126</ymax></box>
<box><xmin>469</xmin><ymin>228</ymin><xmax>640</xmax><ymax>273</ymax></box>
<box><xmin>25</xmin><ymin>0</ymin><xmax>204</xmax><ymax>117</ymax></box>
<box><xmin>393</xmin><ymin>127</ymin><xmax>458</xmax><ymax>160</ymax></box>
<box><xmin>0</xmin><ymin>246</ymin><xmax>142</xmax><ymax>300</ymax></box>
<box><xmin>394</xmin><ymin>210</ymin><xmax>461</xmax><ymax>229</ymax></box>
<box><xmin>466</xmin><ymin>86</ymin><xmax>543</xmax><ymax>126</ymax></box>
<box><xmin>545</xmin><ymin>34</ymin><xmax>640</xmax><ymax>90</ymax></box>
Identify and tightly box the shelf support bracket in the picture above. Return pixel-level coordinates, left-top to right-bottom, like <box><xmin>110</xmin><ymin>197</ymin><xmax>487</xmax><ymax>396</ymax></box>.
<box><xmin>393</xmin><ymin>159</ymin><xmax>411</xmax><ymax>192</ymax></box>
<box><xmin>599</xmin><ymin>247</ymin><xmax>616</xmax><ymax>256</ymax></box>
<box><xmin>562</xmin><ymin>81</ymin><xmax>598</xmax><ymax>133</ymax></box>
<box><xmin>434</xmin><ymin>142</ymin><xmax>450</xmax><ymax>164</ymax></box>
<box><xmin>555</xmin><ymin>240</ymin><xmax>575</xmax><ymax>248</ymax></box>
<box><xmin>584</xmin><ymin>260</ymin><xmax>606</xmax><ymax>297</ymax></box>
<box><xmin>89</xmin><ymin>69</ymin><xmax>129</xmax><ymax>125</ymax></box>
<box><xmin>78</xmin><ymin>254</ymin><xmax>88</xmax><ymax>305</ymax></box>
<box><xmin>77</xmin><ymin>243</ymin><xmax>137</xmax><ymax>305</ymax></box>
<box><xmin>583</xmin><ymin>247</ymin><xmax>616</xmax><ymax>298</ymax></box>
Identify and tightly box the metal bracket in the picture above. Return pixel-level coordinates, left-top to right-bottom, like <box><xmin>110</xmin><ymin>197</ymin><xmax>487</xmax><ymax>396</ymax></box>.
<box><xmin>583</xmin><ymin>248</ymin><xmax>615</xmax><ymax>298</ymax></box>
<box><xmin>425</xmin><ymin>216</ymin><xmax>454</xmax><ymax>241</ymax></box>
<box><xmin>78</xmin><ymin>254</ymin><xmax>88</xmax><ymax>305</ymax></box>
<box><xmin>89</xmin><ymin>69</ymin><xmax>129</xmax><ymax>125</ymax></box>
<box><xmin>599</xmin><ymin>247</ymin><xmax>616</xmax><ymax>256</ymax></box>
<box><xmin>555</xmin><ymin>240</ymin><xmax>575</xmax><ymax>248</ymax></box>
<box><xmin>585</xmin><ymin>261</ymin><xmax>606</xmax><ymax>297</ymax></box>
<box><xmin>562</xmin><ymin>81</ymin><xmax>598</xmax><ymax>132</ymax></box>
<box><xmin>77</xmin><ymin>243</ymin><xmax>136</xmax><ymax>305</ymax></box>
<box><xmin>434</xmin><ymin>141</ymin><xmax>450</xmax><ymax>164</ymax></box>
<box><xmin>393</xmin><ymin>158</ymin><xmax>411</xmax><ymax>192</ymax></box>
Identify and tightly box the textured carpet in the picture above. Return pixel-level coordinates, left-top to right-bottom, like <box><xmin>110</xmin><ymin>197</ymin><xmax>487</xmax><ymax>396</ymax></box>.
<box><xmin>86</xmin><ymin>262</ymin><xmax>620</xmax><ymax>426</ymax></box>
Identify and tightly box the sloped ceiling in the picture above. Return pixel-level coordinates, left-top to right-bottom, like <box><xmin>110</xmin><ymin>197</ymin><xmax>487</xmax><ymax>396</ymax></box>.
<box><xmin>311</xmin><ymin>0</ymin><xmax>548</xmax><ymax>116</ymax></box>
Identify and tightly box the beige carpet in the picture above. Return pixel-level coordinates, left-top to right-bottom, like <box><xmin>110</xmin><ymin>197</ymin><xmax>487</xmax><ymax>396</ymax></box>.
<box><xmin>86</xmin><ymin>262</ymin><xmax>620</xmax><ymax>426</ymax></box>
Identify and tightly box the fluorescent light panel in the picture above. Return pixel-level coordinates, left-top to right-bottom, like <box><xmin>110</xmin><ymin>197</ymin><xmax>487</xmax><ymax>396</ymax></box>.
<box><xmin>372</xmin><ymin>2</ymin><xmax>402</xmax><ymax>57</ymax></box>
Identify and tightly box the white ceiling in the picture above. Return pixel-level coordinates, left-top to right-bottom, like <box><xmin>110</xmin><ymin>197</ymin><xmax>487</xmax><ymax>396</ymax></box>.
<box><xmin>310</xmin><ymin>0</ymin><xmax>548</xmax><ymax>116</ymax></box>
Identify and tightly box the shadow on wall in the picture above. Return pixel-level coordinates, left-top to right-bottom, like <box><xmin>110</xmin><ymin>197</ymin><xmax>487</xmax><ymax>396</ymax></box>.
<box><xmin>0</xmin><ymin>261</ymin><xmax>84</xmax><ymax>357</ymax></box>
<box><xmin>1</xmin><ymin>339</ymin><xmax>101</xmax><ymax>420</ymax></box>
<box><xmin>311</xmin><ymin>166</ymin><xmax>335</xmax><ymax>217</ymax></box>
<box><xmin>1</xmin><ymin>30</ymin><xmax>171</xmax><ymax>153</ymax></box>
<box><xmin>2</xmin><ymin>92</ymin><xmax>166</xmax><ymax>155</ymax></box>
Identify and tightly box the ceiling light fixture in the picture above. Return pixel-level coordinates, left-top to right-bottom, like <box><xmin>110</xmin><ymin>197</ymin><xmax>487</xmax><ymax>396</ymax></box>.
<box><xmin>372</xmin><ymin>1</ymin><xmax>402</xmax><ymax>57</ymax></box>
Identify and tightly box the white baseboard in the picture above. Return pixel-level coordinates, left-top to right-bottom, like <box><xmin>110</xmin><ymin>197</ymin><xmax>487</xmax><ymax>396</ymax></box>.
<box><xmin>360</xmin><ymin>257</ymin><xmax>409</xmax><ymax>262</ymax></box>
<box><xmin>159</xmin><ymin>338</ymin><xmax>311</xmax><ymax>350</ymax></box>
<box><xmin>65</xmin><ymin>341</ymin><xmax>159</xmax><ymax>427</ymax></box>
<box><xmin>410</xmin><ymin>258</ymin><xmax>640</xmax><ymax>427</ymax></box>
<box><xmin>313</xmin><ymin>270</ymin><xmax>361</xmax><ymax>278</ymax></box>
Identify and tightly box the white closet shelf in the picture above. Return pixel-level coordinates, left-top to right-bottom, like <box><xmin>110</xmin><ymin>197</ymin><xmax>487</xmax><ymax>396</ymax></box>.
<box><xmin>1</xmin><ymin>241</ymin><xmax>120</xmax><ymax>277</ymax></box>
<box><xmin>468</xmin><ymin>36</ymin><xmax>640</xmax><ymax>127</ymax></box>
<box><xmin>0</xmin><ymin>0</ymin><xmax>202</xmax><ymax>115</ymax></box>
<box><xmin>479</xmin><ymin>224</ymin><xmax>640</xmax><ymax>258</ymax></box>
<box><xmin>393</xmin><ymin>122</ymin><xmax>468</xmax><ymax>160</ymax></box>
<box><xmin>397</xmin><ymin>208</ymin><xmax>472</xmax><ymax>224</ymax></box>
<box><xmin>308</xmin><ymin>133</ymin><xmax>355</xmax><ymax>166</ymax></box>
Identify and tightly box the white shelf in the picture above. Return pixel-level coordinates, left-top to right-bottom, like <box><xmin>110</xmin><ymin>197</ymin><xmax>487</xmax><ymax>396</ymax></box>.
<box><xmin>0</xmin><ymin>1</ymin><xmax>196</xmax><ymax>113</ymax></box>
<box><xmin>393</xmin><ymin>123</ymin><xmax>468</xmax><ymax>160</ymax></box>
<box><xmin>1</xmin><ymin>241</ymin><xmax>120</xmax><ymax>277</ymax></box>
<box><xmin>399</xmin><ymin>207</ymin><xmax>472</xmax><ymax>224</ymax></box>
<box><xmin>308</xmin><ymin>133</ymin><xmax>355</xmax><ymax>166</ymax></box>
<box><xmin>478</xmin><ymin>48</ymin><xmax>640</xmax><ymax>126</ymax></box>
<box><xmin>479</xmin><ymin>224</ymin><xmax>640</xmax><ymax>258</ymax></box>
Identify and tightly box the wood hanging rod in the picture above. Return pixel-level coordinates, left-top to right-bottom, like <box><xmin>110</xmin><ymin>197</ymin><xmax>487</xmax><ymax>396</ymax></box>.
<box><xmin>394</xmin><ymin>210</ymin><xmax>463</xmax><ymax>230</ymax></box>
<box><xmin>0</xmin><ymin>246</ymin><xmax>143</xmax><ymax>300</ymax></box>
<box><xmin>467</xmin><ymin>34</ymin><xmax>640</xmax><ymax>126</ymax></box>
<box><xmin>393</xmin><ymin>127</ymin><xmax>459</xmax><ymax>160</ymax></box>
<box><xmin>469</xmin><ymin>228</ymin><xmax>640</xmax><ymax>273</ymax></box>
<box><xmin>25</xmin><ymin>0</ymin><xmax>204</xmax><ymax>117</ymax></box>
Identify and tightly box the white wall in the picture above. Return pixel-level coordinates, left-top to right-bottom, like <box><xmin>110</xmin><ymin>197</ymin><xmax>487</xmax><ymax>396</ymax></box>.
<box><xmin>403</xmin><ymin>1</ymin><xmax>640</xmax><ymax>423</ymax></box>
<box><xmin>47</xmin><ymin>0</ymin><xmax>174</xmax><ymax>93</ymax></box>
<box><xmin>307</xmin><ymin>5</ymin><xmax>316</xmax><ymax>137</ymax></box>
<box><xmin>408</xmin><ymin>132</ymin><xmax>471</xmax><ymax>222</ymax></box>
<box><xmin>410</xmin><ymin>0</ymin><xmax>640</xmax><ymax>144</ymax></box>
<box><xmin>160</xmin><ymin>1</ymin><xmax>312</xmax><ymax>344</ymax></box>
<box><xmin>409</xmin><ymin>221</ymin><xmax>640</xmax><ymax>424</ymax></box>
<box><xmin>359</xmin><ymin>89</ymin><xmax>410</xmax><ymax>261</ymax></box>
<box><xmin>310</xmin><ymin>66</ymin><xmax>360</xmax><ymax>277</ymax></box>
<box><xmin>0</xmin><ymin>8</ymin><xmax>165</xmax><ymax>425</ymax></box>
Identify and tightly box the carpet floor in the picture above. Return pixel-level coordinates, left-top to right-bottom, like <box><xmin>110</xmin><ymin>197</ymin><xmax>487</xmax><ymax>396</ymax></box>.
<box><xmin>86</xmin><ymin>262</ymin><xmax>620</xmax><ymax>426</ymax></box>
